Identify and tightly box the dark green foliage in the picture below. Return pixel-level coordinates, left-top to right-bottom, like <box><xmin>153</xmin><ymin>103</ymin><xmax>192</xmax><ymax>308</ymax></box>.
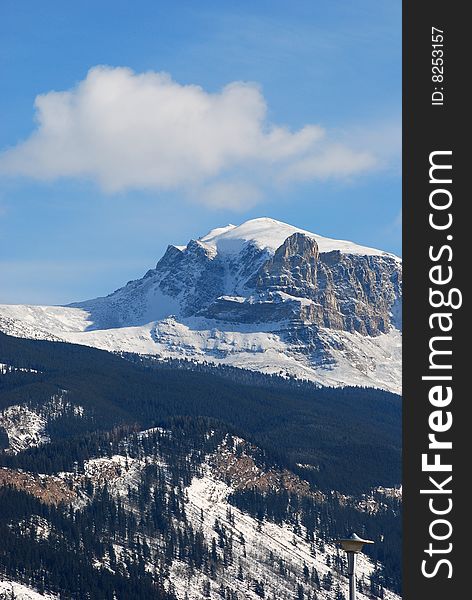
<box><xmin>0</xmin><ymin>486</ymin><xmax>174</xmax><ymax>599</ymax></box>
<box><xmin>0</xmin><ymin>333</ymin><xmax>400</xmax><ymax>493</ymax></box>
<box><xmin>0</xmin><ymin>426</ymin><xmax>8</xmax><ymax>450</ymax></box>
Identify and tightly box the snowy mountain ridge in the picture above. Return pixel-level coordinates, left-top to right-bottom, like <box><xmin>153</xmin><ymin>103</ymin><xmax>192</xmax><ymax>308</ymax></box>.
<box><xmin>0</xmin><ymin>218</ymin><xmax>402</xmax><ymax>393</ymax></box>
<box><xmin>199</xmin><ymin>218</ymin><xmax>399</xmax><ymax>259</ymax></box>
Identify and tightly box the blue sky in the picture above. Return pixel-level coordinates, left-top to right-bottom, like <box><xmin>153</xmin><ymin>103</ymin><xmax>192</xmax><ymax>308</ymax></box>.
<box><xmin>0</xmin><ymin>0</ymin><xmax>401</xmax><ymax>304</ymax></box>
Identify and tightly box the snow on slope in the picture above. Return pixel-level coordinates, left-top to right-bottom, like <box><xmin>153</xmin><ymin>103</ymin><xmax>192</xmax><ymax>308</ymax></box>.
<box><xmin>0</xmin><ymin>309</ymin><xmax>401</xmax><ymax>392</ymax></box>
<box><xmin>169</xmin><ymin>467</ymin><xmax>401</xmax><ymax>600</ymax></box>
<box><xmin>0</xmin><ymin>580</ymin><xmax>58</xmax><ymax>599</ymax></box>
<box><xmin>0</xmin><ymin>363</ymin><xmax>39</xmax><ymax>375</ymax></box>
<box><xmin>0</xmin><ymin>392</ymin><xmax>85</xmax><ymax>454</ymax></box>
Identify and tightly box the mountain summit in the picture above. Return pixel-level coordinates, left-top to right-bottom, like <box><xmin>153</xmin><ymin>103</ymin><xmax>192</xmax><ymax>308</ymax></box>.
<box><xmin>0</xmin><ymin>218</ymin><xmax>402</xmax><ymax>392</ymax></box>
<box><xmin>198</xmin><ymin>217</ymin><xmax>397</xmax><ymax>257</ymax></box>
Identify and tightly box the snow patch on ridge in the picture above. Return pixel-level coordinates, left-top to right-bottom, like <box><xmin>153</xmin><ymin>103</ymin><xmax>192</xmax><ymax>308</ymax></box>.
<box><xmin>0</xmin><ymin>580</ymin><xmax>58</xmax><ymax>599</ymax></box>
<box><xmin>0</xmin><ymin>392</ymin><xmax>85</xmax><ymax>454</ymax></box>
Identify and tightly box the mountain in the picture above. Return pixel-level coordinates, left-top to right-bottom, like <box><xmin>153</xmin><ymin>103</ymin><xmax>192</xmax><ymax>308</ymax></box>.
<box><xmin>0</xmin><ymin>218</ymin><xmax>402</xmax><ymax>393</ymax></box>
<box><xmin>0</xmin><ymin>218</ymin><xmax>403</xmax><ymax>598</ymax></box>
<box><xmin>0</xmin><ymin>331</ymin><xmax>402</xmax><ymax>598</ymax></box>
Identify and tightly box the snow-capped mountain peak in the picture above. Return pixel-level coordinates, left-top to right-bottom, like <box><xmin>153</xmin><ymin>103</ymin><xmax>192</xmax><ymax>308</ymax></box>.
<box><xmin>0</xmin><ymin>217</ymin><xmax>402</xmax><ymax>393</ymax></box>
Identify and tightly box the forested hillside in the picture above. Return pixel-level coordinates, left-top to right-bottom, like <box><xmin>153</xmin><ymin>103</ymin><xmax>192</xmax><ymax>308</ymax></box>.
<box><xmin>0</xmin><ymin>333</ymin><xmax>402</xmax><ymax>598</ymax></box>
<box><xmin>0</xmin><ymin>333</ymin><xmax>400</xmax><ymax>494</ymax></box>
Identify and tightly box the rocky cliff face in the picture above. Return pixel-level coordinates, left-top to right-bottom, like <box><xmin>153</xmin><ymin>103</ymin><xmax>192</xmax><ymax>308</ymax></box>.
<box><xmin>0</xmin><ymin>218</ymin><xmax>402</xmax><ymax>392</ymax></box>
<box><xmin>135</xmin><ymin>229</ymin><xmax>401</xmax><ymax>337</ymax></box>
<box><xmin>213</xmin><ymin>231</ymin><xmax>401</xmax><ymax>336</ymax></box>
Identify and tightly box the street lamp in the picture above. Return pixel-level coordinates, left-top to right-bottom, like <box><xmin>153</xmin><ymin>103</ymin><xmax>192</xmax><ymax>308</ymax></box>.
<box><xmin>336</xmin><ymin>533</ymin><xmax>374</xmax><ymax>600</ymax></box>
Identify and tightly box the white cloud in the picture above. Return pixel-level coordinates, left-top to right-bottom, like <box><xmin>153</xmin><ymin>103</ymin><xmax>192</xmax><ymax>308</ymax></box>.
<box><xmin>0</xmin><ymin>66</ymin><xmax>387</xmax><ymax>208</ymax></box>
<box><xmin>279</xmin><ymin>144</ymin><xmax>376</xmax><ymax>182</ymax></box>
<box><xmin>196</xmin><ymin>181</ymin><xmax>262</xmax><ymax>211</ymax></box>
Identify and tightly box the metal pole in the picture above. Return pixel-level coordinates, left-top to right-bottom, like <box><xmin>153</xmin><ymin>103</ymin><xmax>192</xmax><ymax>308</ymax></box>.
<box><xmin>347</xmin><ymin>551</ymin><xmax>356</xmax><ymax>600</ymax></box>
